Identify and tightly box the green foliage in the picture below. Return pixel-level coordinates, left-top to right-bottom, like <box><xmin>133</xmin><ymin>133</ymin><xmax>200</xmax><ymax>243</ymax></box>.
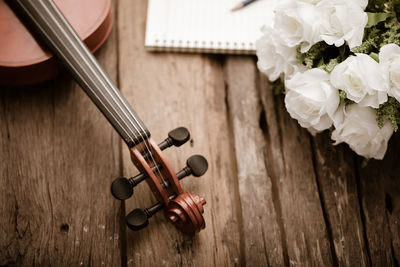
<box><xmin>366</xmin><ymin>0</ymin><xmax>388</xmax><ymax>12</ymax></box>
<box><xmin>361</xmin><ymin>158</ymin><xmax>370</xmax><ymax>168</ymax></box>
<box><xmin>297</xmin><ymin>42</ymin><xmax>350</xmax><ymax>72</ymax></box>
<box><xmin>298</xmin><ymin>0</ymin><xmax>400</xmax><ymax>70</ymax></box>
<box><xmin>366</xmin><ymin>12</ymin><xmax>390</xmax><ymax>28</ymax></box>
<box><xmin>339</xmin><ymin>91</ymin><xmax>355</xmax><ymax>106</ymax></box>
<box><xmin>381</xmin><ymin>16</ymin><xmax>400</xmax><ymax>46</ymax></box>
<box><xmin>389</xmin><ymin>0</ymin><xmax>400</xmax><ymax>20</ymax></box>
<box><xmin>270</xmin><ymin>79</ymin><xmax>285</xmax><ymax>95</ymax></box>
<box><xmin>339</xmin><ymin>90</ymin><xmax>347</xmax><ymax>104</ymax></box>
<box><xmin>369</xmin><ymin>52</ymin><xmax>379</xmax><ymax>61</ymax></box>
<box><xmin>376</xmin><ymin>97</ymin><xmax>400</xmax><ymax>131</ymax></box>
<box><xmin>354</xmin><ymin>3</ymin><xmax>400</xmax><ymax>54</ymax></box>
<box><xmin>351</xmin><ymin>27</ymin><xmax>381</xmax><ymax>54</ymax></box>
<box><xmin>339</xmin><ymin>91</ymin><xmax>347</xmax><ymax>105</ymax></box>
<box><xmin>294</xmin><ymin>0</ymin><xmax>400</xmax><ymax>135</ymax></box>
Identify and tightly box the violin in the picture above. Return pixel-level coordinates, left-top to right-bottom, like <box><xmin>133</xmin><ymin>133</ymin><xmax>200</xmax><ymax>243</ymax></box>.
<box><xmin>4</xmin><ymin>0</ymin><xmax>207</xmax><ymax>235</ymax></box>
<box><xmin>0</xmin><ymin>0</ymin><xmax>112</xmax><ymax>86</ymax></box>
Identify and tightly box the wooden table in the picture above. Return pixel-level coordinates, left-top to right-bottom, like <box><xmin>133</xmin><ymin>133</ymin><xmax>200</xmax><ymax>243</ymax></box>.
<box><xmin>1</xmin><ymin>1</ymin><xmax>399</xmax><ymax>266</ymax></box>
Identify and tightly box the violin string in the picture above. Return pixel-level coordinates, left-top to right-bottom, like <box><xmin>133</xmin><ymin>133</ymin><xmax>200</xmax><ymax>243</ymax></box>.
<box><xmin>28</xmin><ymin>0</ymin><xmax>168</xmax><ymax>186</ymax></box>
<box><xmin>104</xmin><ymin>95</ymin><xmax>167</xmax><ymax>186</ymax></box>
<box><xmin>23</xmin><ymin>2</ymin><xmax>138</xmax><ymax>142</ymax></box>
<box><xmin>19</xmin><ymin>1</ymin><xmax>136</xmax><ymax>142</ymax></box>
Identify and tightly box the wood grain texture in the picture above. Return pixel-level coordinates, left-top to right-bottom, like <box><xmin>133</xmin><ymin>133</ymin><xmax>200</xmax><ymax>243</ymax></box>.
<box><xmin>258</xmin><ymin>75</ymin><xmax>334</xmax><ymax>266</ymax></box>
<box><xmin>2</xmin><ymin>0</ymin><xmax>400</xmax><ymax>265</ymax></box>
<box><xmin>312</xmin><ymin>133</ymin><xmax>369</xmax><ymax>266</ymax></box>
<box><xmin>225</xmin><ymin>57</ymin><xmax>285</xmax><ymax>266</ymax></box>
<box><xmin>0</xmin><ymin>16</ymin><xmax>122</xmax><ymax>266</ymax></box>
<box><xmin>117</xmin><ymin>0</ymin><xmax>241</xmax><ymax>266</ymax></box>
<box><xmin>357</xmin><ymin>133</ymin><xmax>400</xmax><ymax>266</ymax></box>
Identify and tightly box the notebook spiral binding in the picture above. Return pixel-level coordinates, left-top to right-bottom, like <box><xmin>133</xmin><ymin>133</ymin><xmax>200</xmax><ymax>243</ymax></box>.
<box><xmin>146</xmin><ymin>38</ymin><xmax>255</xmax><ymax>55</ymax></box>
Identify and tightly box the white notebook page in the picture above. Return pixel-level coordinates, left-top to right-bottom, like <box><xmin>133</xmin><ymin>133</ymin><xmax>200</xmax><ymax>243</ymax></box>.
<box><xmin>145</xmin><ymin>0</ymin><xmax>276</xmax><ymax>54</ymax></box>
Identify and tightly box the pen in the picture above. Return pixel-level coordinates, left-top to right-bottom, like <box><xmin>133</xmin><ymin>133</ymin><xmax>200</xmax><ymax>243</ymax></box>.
<box><xmin>231</xmin><ymin>0</ymin><xmax>258</xmax><ymax>11</ymax></box>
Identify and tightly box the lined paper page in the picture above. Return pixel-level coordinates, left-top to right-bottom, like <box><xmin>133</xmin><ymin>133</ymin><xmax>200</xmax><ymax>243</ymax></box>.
<box><xmin>145</xmin><ymin>0</ymin><xmax>276</xmax><ymax>54</ymax></box>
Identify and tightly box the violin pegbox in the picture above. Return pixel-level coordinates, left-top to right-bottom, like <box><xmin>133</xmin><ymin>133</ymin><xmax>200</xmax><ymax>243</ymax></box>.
<box><xmin>110</xmin><ymin>127</ymin><xmax>208</xmax><ymax>235</ymax></box>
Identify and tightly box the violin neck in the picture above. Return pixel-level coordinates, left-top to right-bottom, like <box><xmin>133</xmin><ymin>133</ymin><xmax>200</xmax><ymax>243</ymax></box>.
<box><xmin>8</xmin><ymin>0</ymin><xmax>150</xmax><ymax>147</ymax></box>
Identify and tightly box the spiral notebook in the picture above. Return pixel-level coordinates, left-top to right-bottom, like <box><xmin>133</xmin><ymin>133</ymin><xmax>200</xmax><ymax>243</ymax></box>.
<box><xmin>145</xmin><ymin>0</ymin><xmax>275</xmax><ymax>55</ymax></box>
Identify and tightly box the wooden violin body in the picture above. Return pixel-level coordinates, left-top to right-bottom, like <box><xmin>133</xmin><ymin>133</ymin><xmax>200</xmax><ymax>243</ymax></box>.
<box><xmin>4</xmin><ymin>0</ymin><xmax>207</xmax><ymax>235</ymax></box>
<box><xmin>0</xmin><ymin>0</ymin><xmax>113</xmax><ymax>86</ymax></box>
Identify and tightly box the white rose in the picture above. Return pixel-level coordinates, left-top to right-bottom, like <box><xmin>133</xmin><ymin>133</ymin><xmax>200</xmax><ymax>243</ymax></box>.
<box><xmin>274</xmin><ymin>0</ymin><xmax>322</xmax><ymax>52</ymax></box>
<box><xmin>332</xmin><ymin>104</ymin><xmax>393</xmax><ymax>159</ymax></box>
<box><xmin>284</xmin><ymin>68</ymin><xmax>340</xmax><ymax>134</ymax></box>
<box><xmin>256</xmin><ymin>26</ymin><xmax>299</xmax><ymax>81</ymax></box>
<box><xmin>297</xmin><ymin>0</ymin><xmax>322</xmax><ymax>4</ymax></box>
<box><xmin>379</xmin><ymin>43</ymin><xmax>400</xmax><ymax>102</ymax></box>
<box><xmin>295</xmin><ymin>0</ymin><xmax>366</xmax><ymax>6</ymax></box>
<box><xmin>358</xmin><ymin>0</ymin><xmax>368</xmax><ymax>9</ymax></box>
<box><xmin>317</xmin><ymin>0</ymin><xmax>368</xmax><ymax>49</ymax></box>
<box><xmin>330</xmin><ymin>53</ymin><xmax>388</xmax><ymax>108</ymax></box>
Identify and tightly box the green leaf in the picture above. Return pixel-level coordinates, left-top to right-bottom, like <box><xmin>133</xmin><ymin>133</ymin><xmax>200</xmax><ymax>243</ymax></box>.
<box><xmin>361</xmin><ymin>158</ymin><xmax>370</xmax><ymax>168</ymax></box>
<box><xmin>376</xmin><ymin>97</ymin><xmax>400</xmax><ymax>131</ymax></box>
<box><xmin>316</xmin><ymin>57</ymin><xmax>324</xmax><ymax>68</ymax></box>
<box><xmin>369</xmin><ymin>52</ymin><xmax>379</xmax><ymax>62</ymax></box>
<box><xmin>367</xmin><ymin>0</ymin><xmax>387</xmax><ymax>12</ymax></box>
<box><xmin>366</xmin><ymin>12</ymin><xmax>391</xmax><ymax>28</ymax></box>
<box><xmin>270</xmin><ymin>79</ymin><xmax>285</xmax><ymax>95</ymax></box>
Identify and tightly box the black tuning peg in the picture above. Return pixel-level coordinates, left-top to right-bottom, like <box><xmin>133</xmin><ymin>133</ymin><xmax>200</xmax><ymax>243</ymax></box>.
<box><xmin>112</xmin><ymin>155</ymin><xmax>208</xmax><ymax>201</ymax></box>
<box><xmin>125</xmin><ymin>155</ymin><xmax>208</xmax><ymax>231</ymax></box>
<box><xmin>158</xmin><ymin>127</ymin><xmax>190</xmax><ymax>150</ymax></box>
<box><xmin>126</xmin><ymin>209</ymin><xmax>149</xmax><ymax>231</ymax></box>
<box><xmin>111</xmin><ymin>164</ymin><xmax>161</xmax><ymax>200</ymax></box>
<box><xmin>141</xmin><ymin>127</ymin><xmax>190</xmax><ymax>161</ymax></box>
<box><xmin>182</xmin><ymin>154</ymin><xmax>208</xmax><ymax>177</ymax></box>
<box><xmin>126</xmin><ymin>195</ymin><xmax>175</xmax><ymax>231</ymax></box>
<box><xmin>161</xmin><ymin>155</ymin><xmax>208</xmax><ymax>188</ymax></box>
<box><xmin>110</xmin><ymin>177</ymin><xmax>133</xmax><ymax>201</ymax></box>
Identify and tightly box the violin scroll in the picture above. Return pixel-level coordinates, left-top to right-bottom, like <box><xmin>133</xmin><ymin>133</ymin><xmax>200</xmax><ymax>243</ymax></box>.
<box><xmin>126</xmin><ymin>192</ymin><xmax>207</xmax><ymax>234</ymax></box>
<box><xmin>166</xmin><ymin>192</ymin><xmax>206</xmax><ymax>235</ymax></box>
<box><xmin>112</xmin><ymin>127</ymin><xmax>208</xmax><ymax>235</ymax></box>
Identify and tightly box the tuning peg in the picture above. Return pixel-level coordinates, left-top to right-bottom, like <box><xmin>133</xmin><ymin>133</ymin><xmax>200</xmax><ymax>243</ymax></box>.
<box><xmin>126</xmin><ymin>209</ymin><xmax>149</xmax><ymax>231</ymax></box>
<box><xmin>112</xmin><ymin>155</ymin><xmax>208</xmax><ymax>200</ymax></box>
<box><xmin>111</xmin><ymin>164</ymin><xmax>161</xmax><ymax>200</ymax></box>
<box><xmin>125</xmin><ymin>155</ymin><xmax>207</xmax><ymax>231</ymax></box>
<box><xmin>142</xmin><ymin>127</ymin><xmax>190</xmax><ymax>161</ymax></box>
<box><xmin>126</xmin><ymin>195</ymin><xmax>174</xmax><ymax>231</ymax></box>
<box><xmin>158</xmin><ymin>127</ymin><xmax>190</xmax><ymax>150</ymax></box>
<box><xmin>142</xmin><ymin>127</ymin><xmax>190</xmax><ymax>160</ymax></box>
<box><xmin>110</xmin><ymin>177</ymin><xmax>133</xmax><ymax>201</ymax></box>
<box><xmin>161</xmin><ymin>155</ymin><xmax>208</xmax><ymax>188</ymax></box>
<box><xmin>181</xmin><ymin>154</ymin><xmax>208</xmax><ymax>177</ymax></box>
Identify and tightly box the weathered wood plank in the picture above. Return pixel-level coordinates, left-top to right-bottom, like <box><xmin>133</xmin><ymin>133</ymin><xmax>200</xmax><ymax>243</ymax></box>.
<box><xmin>312</xmin><ymin>133</ymin><xmax>370</xmax><ymax>266</ymax></box>
<box><xmin>258</xmin><ymin>75</ymin><xmax>333</xmax><ymax>266</ymax></box>
<box><xmin>118</xmin><ymin>0</ymin><xmax>241</xmax><ymax>266</ymax></box>
<box><xmin>0</xmin><ymin>15</ymin><xmax>122</xmax><ymax>266</ymax></box>
<box><xmin>224</xmin><ymin>56</ymin><xmax>285</xmax><ymax>266</ymax></box>
<box><xmin>382</xmin><ymin>135</ymin><xmax>400</xmax><ymax>265</ymax></box>
<box><xmin>357</xmin><ymin>133</ymin><xmax>400</xmax><ymax>266</ymax></box>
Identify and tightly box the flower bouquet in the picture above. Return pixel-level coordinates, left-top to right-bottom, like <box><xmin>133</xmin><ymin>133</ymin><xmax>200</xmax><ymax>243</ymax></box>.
<box><xmin>256</xmin><ymin>0</ymin><xmax>400</xmax><ymax>159</ymax></box>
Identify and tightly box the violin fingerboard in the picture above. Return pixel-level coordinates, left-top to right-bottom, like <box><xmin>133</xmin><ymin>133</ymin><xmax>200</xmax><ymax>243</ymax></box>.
<box><xmin>7</xmin><ymin>0</ymin><xmax>150</xmax><ymax>147</ymax></box>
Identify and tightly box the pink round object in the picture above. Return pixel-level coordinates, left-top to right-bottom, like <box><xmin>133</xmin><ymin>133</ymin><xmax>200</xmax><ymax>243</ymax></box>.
<box><xmin>0</xmin><ymin>0</ymin><xmax>113</xmax><ymax>86</ymax></box>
